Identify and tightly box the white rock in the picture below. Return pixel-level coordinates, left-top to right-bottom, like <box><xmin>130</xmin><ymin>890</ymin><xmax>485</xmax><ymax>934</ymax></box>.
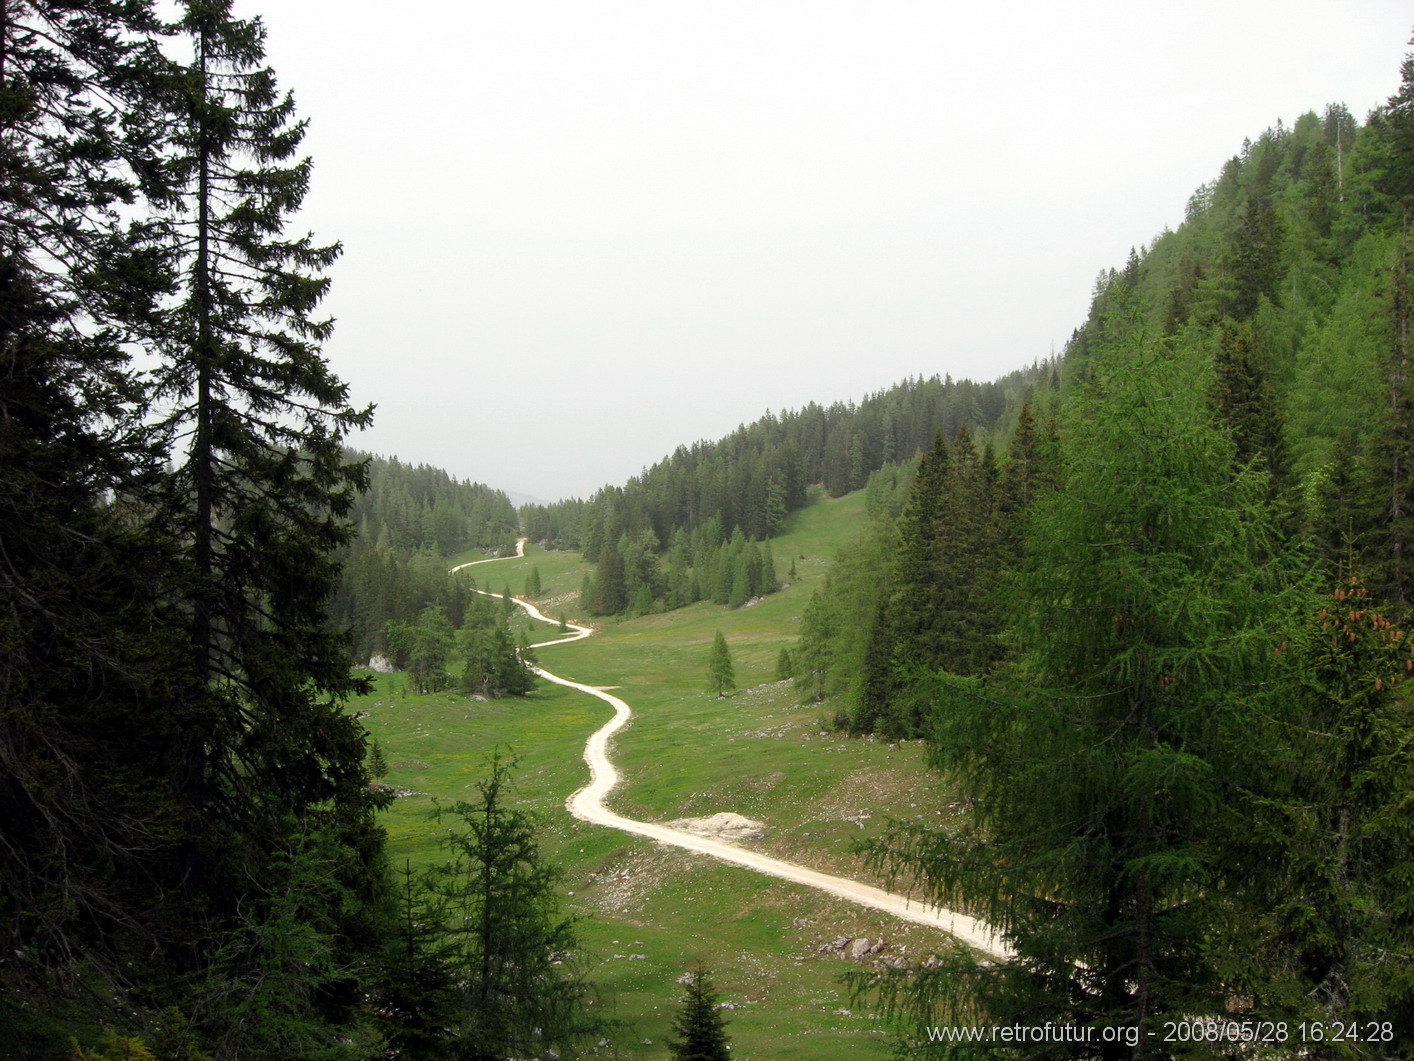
<box><xmin>665</xmin><ymin>811</ymin><xmax>767</xmax><ymax>842</ymax></box>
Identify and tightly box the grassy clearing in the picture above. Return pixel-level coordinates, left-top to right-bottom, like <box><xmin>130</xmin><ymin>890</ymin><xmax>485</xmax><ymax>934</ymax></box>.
<box><xmin>364</xmin><ymin>490</ymin><xmax>964</xmax><ymax>1059</ymax></box>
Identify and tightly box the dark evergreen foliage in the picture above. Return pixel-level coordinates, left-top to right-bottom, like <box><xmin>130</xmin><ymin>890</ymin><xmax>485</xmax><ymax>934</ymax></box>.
<box><xmin>136</xmin><ymin>14</ymin><xmax>389</xmax><ymax>1031</ymax></box>
<box><xmin>0</xmin><ymin>0</ymin><xmax>190</xmax><ymax>987</ymax></box>
<box><xmin>1212</xmin><ymin>577</ymin><xmax>1414</xmax><ymax>1054</ymax></box>
<box><xmin>861</xmin><ymin>321</ymin><xmax>1311</xmax><ymax>1054</ymax></box>
<box><xmin>842</xmin><ymin>37</ymin><xmax>1414</xmax><ymax>1053</ymax></box>
<box><xmin>520</xmin><ymin>495</ymin><xmax>586</xmax><ymax>550</ymax></box>
<box><xmin>667</xmin><ymin>968</ymin><xmax>733</xmax><ymax>1061</ymax></box>
<box><xmin>328</xmin><ymin>454</ymin><xmax>519</xmax><ymax>661</ymax></box>
<box><xmin>2</xmin><ymin>1</ymin><xmax>387</xmax><ymax>1048</ymax></box>
<box><xmin>383</xmin><ymin>582</ymin><xmax>536</xmax><ymax>699</ymax></box>
<box><xmin>814</xmin><ymin>416</ymin><xmax>1054</xmax><ymax>738</ymax></box>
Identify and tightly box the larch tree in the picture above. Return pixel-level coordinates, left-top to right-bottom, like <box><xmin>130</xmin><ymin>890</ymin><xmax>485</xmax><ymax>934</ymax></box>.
<box><xmin>864</xmin><ymin>321</ymin><xmax>1307</xmax><ymax>1055</ymax></box>
<box><xmin>429</xmin><ymin>754</ymin><xmax>604</xmax><ymax>1060</ymax></box>
<box><xmin>707</xmin><ymin>630</ymin><xmax>735</xmax><ymax>697</ymax></box>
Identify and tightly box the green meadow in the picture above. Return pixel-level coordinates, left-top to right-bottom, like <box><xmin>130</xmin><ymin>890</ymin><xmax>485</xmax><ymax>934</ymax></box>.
<box><xmin>360</xmin><ymin>490</ymin><xmax>966</xmax><ymax>1060</ymax></box>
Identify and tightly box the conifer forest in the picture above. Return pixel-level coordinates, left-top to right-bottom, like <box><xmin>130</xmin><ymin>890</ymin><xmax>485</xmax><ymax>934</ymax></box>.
<box><xmin>4</xmin><ymin>2</ymin><xmax>1414</xmax><ymax>1058</ymax></box>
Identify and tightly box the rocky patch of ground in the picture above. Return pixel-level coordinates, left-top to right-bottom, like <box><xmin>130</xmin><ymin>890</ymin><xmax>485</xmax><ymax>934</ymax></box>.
<box><xmin>664</xmin><ymin>811</ymin><xmax>768</xmax><ymax>842</ymax></box>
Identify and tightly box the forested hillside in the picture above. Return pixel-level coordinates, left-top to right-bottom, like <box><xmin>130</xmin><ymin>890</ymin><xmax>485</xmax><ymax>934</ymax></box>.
<box><xmin>800</xmin><ymin>57</ymin><xmax>1414</xmax><ymax>1058</ymax></box>
<box><xmin>522</xmin><ymin>364</ymin><xmax>1058</xmax><ymax>617</ymax></box>
<box><xmin>327</xmin><ymin>453</ymin><xmax>520</xmax><ymax>661</ymax></box>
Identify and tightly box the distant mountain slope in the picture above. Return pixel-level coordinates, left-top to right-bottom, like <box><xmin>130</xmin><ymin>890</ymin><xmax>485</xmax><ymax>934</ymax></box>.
<box><xmin>330</xmin><ymin>452</ymin><xmax>521</xmax><ymax>660</ymax></box>
<box><xmin>521</xmin><ymin>361</ymin><xmax>1059</xmax><ymax>555</ymax></box>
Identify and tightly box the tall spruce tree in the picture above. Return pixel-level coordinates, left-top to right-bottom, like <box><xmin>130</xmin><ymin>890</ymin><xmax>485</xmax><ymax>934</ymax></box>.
<box><xmin>878</xmin><ymin>431</ymin><xmax>949</xmax><ymax>734</ymax></box>
<box><xmin>146</xmin><ymin>0</ymin><xmax>385</xmax><ymax>992</ymax></box>
<box><xmin>928</xmin><ymin>427</ymin><xmax>1004</xmax><ymax>680</ymax></box>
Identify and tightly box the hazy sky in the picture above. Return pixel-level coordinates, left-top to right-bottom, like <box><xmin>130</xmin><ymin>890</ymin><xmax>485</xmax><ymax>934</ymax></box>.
<box><xmin>250</xmin><ymin>1</ymin><xmax>1411</xmax><ymax>503</ymax></box>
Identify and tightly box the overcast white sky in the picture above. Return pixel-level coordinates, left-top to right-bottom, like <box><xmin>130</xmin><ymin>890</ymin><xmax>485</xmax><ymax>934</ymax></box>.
<box><xmin>251</xmin><ymin>1</ymin><xmax>1411</xmax><ymax>503</ymax></box>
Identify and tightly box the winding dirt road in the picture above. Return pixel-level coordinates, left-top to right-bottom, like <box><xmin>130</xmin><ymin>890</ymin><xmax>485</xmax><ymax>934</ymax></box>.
<box><xmin>449</xmin><ymin>543</ymin><xmax>1009</xmax><ymax>959</ymax></box>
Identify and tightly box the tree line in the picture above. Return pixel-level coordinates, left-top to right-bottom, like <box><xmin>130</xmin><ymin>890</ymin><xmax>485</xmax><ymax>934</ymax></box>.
<box><xmin>581</xmin><ymin>520</ymin><xmax>781</xmax><ymax>616</ymax></box>
<box><xmin>328</xmin><ymin>453</ymin><xmax>519</xmax><ymax>662</ymax></box>
<box><xmin>520</xmin><ymin>366</ymin><xmax>1058</xmax><ymax>617</ymax></box>
<box><xmin>798</xmin><ymin>51</ymin><xmax>1414</xmax><ymax>1057</ymax></box>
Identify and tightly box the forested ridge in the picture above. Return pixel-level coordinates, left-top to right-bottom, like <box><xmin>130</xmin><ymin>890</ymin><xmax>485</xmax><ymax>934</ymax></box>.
<box><xmin>523</xmin><ymin>363</ymin><xmax>1057</xmax><ymax>617</ymax></box>
<box><xmin>327</xmin><ymin>453</ymin><xmax>520</xmax><ymax>662</ymax></box>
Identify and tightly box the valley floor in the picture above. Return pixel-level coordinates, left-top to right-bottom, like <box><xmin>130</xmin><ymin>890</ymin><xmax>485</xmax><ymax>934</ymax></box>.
<box><xmin>370</xmin><ymin>492</ymin><xmax>978</xmax><ymax>1059</ymax></box>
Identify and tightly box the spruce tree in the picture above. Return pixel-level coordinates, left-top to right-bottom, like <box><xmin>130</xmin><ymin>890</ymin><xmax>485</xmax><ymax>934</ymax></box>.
<box><xmin>851</xmin><ymin>592</ymin><xmax>900</xmax><ymax>735</ymax></box>
<box><xmin>995</xmin><ymin>401</ymin><xmax>1058</xmax><ymax>545</ymax></box>
<box><xmin>1215</xmin><ymin>576</ymin><xmax>1414</xmax><ymax>1047</ymax></box>
<box><xmin>147</xmin><ymin>0</ymin><xmax>385</xmax><ymax>1003</ymax></box>
<box><xmin>927</xmin><ymin>426</ymin><xmax>1004</xmax><ymax>681</ymax></box>
<box><xmin>1371</xmin><ymin>34</ymin><xmax>1414</xmax><ymax>204</ymax></box>
<box><xmin>368</xmin><ymin>739</ymin><xmax>389</xmax><ymax>779</ymax></box>
<box><xmin>377</xmin><ymin>861</ymin><xmax>457</xmax><ymax>1059</ymax></box>
<box><xmin>667</xmin><ymin>967</ymin><xmax>732</xmax><ymax>1061</ymax></box>
<box><xmin>773</xmin><ymin>647</ymin><xmax>795</xmax><ymax>681</ymax></box>
<box><xmin>889</xmin><ymin>429</ymin><xmax>948</xmax><ymax>678</ymax></box>
<box><xmin>592</xmin><ymin>538</ymin><xmax>628</xmax><ymax>614</ymax></box>
<box><xmin>760</xmin><ymin>539</ymin><xmax>779</xmax><ymax>593</ymax></box>
<box><xmin>1310</xmin><ymin>430</ymin><xmax>1369</xmax><ymax>577</ymax></box>
<box><xmin>0</xmin><ymin>0</ymin><xmax>198</xmax><ymax>985</ymax></box>
<box><xmin>1212</xmin><ymin>321</ymin><xmax>1292</xmax><ymax>498</ymax></box>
